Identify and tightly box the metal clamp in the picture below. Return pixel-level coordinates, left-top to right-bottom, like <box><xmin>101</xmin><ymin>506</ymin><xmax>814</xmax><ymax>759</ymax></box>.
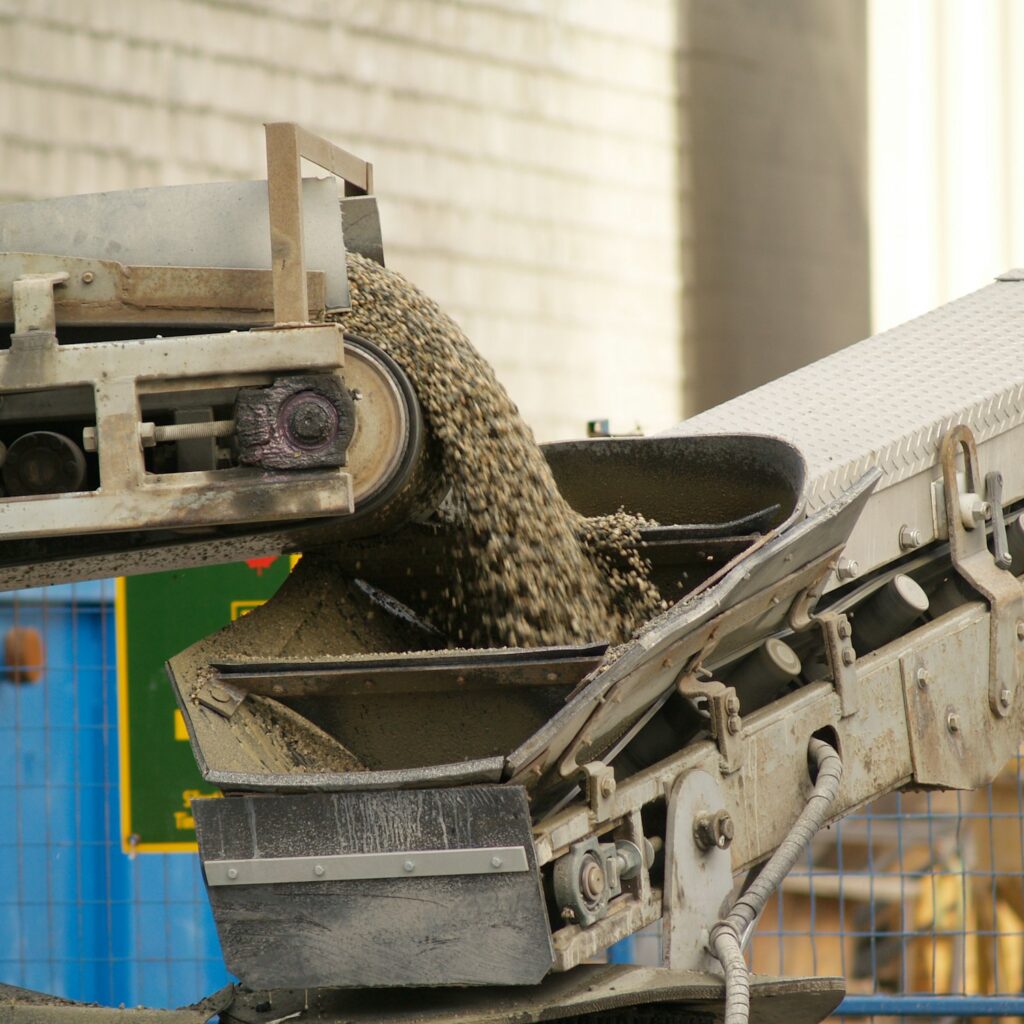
<box><xmin>677</xmin><ymin>675</ymin><xmax>744</xmax><ymax>773</ymax></box>
<box><xmin>940</xmin><ymin>425</ymin><xmax>1024</xmax><ymax>717</ymax></box>
<box><xmin>820</xmin><ymin>611</ymin><xmax>858</xmax><ymax>717</ymax></box>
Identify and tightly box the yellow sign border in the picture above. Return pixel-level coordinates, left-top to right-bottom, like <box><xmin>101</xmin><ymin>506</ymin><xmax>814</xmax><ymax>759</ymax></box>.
<box><xmin>116</xmin><ymin>576</ymin><xmax>198</xmax><ymax>854</ymax></box>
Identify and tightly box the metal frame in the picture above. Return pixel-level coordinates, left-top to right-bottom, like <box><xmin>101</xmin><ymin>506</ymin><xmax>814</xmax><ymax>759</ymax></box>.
<box><xmin>264</xmin><ymin>122</ymin><xmax>373</xmax><ymax>325</ymax></box>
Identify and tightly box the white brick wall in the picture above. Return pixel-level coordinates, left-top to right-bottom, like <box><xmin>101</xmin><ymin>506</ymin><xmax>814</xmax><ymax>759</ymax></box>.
<box><xmin>0</xmin><ymin>0</ymin><xmax>684</xmax><ymax>442</ymax></box>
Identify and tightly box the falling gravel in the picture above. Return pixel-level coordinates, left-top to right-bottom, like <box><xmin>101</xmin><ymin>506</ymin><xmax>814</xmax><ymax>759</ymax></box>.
<box><xmin>337</xmin><ymin>251</ymin><xmax>665</xmax><ymax>649</ymax></box>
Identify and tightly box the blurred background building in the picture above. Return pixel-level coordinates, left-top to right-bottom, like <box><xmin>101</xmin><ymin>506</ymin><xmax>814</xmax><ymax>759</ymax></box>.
<box><xmin>2</xmin><ymin>2</ymin><xmax>1021</xmax><ymax>437</ymax></box>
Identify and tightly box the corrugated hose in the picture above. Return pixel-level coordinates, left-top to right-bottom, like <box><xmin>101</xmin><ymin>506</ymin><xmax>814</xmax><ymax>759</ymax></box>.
<box><xmin>709</xmin><ymin>736</ymin><xmax>843</xmax><ymax>1024</ymax></box>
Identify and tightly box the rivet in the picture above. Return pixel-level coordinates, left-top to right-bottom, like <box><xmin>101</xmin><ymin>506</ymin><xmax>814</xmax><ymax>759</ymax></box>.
<box><xmin>403</xmin><ymin>860</ymin><xmax>415</xmax><ymax>873</ymax></box>
<box><xmin>314</xmin><ymin>864</ymin><xmax>325</xmax><ymax>877</ymax></box>
<box><xmin>226</xmin><ymin>868</ymin><xmax>238</xmax><ymax>880</ymax></box>
<box><xmin>490</xmin><ymin>856</ymin><xmax>503</xmax><ymax>869</ymax></box>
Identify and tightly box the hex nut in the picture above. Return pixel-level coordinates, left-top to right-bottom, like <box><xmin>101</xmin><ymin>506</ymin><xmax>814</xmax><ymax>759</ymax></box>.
<box><xmin>599</xmin><ymin>774</ymin><xmax>616</xmax><ymax>799</ymax></box>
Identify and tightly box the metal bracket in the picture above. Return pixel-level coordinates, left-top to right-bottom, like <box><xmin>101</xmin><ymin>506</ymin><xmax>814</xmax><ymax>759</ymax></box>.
<box><xmin>11</xmin><ymin>271</ymin><xmax>68</xmax><ymax>345</ymax></box>
<box><xmin>986</xmin><ymin>470</ymin><xmax>1012</xmax><ymax>569</ymax></box>
<box><xmin>941</xmin><ymin>425</ymin><xmax>1024</xmax><ymax>718</ymax></box>
<box><xmin>205</xmin><ymin>845</ymin><xmax>529</xmax><ymax>887</ymax></box>
<box><xmin>195</xmin><ymin>678</ymin><xmax>247</xmax><ymax>719</ymax></box>
<box><xmin>663</xmin><ymin>769</ymin><xmax>734</xmax><ymax>971</ymax></box>
<box><xmin>581</xmin><ymin>760</ymin><xmax>617</xmax><ymax>819</ymax></box>
<box><xmin>677</xmin><ymin>676</ymin><xmax>744</xmax><ymax>773</ymax></box>
<box><xmin>265</xmin><ymin>122</ymin><xmax>373</xmax><ymax>326</ymax></box>
<box><xmin>819</xmin><ymin>611</ymin><xmax>858</xmax><ymax>717</ymax></box>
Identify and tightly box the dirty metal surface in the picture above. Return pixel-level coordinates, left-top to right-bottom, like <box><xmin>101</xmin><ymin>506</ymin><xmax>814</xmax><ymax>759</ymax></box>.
<box><xmin>542</xmin><ymin>434</ymin><xmax>805</xmax><ymax>533</ymax></box>
<box><xmin>0</xmin><ymin>252</ymin><xmax>326</xmax><ymax>326</ymax></box>
<box><xmin>211</xmin><ymin>643</ymin><xmax>608</xmax><ymax>698</ymax></box>
<box><xmin>506</xmin><ymin>469</ymin><xmax>878</xmax><ymax>790</ymax></box>
<box><xmin>0</xmin><ymin>983</ymin><xmax>231</xmax><ymax>1023</ymax></box>
<box><xmin>217</xmin><ymin>969</ymin><xmax>844</xmax><ymax>1024</ymax></box>
<box><xmin>0</xmin><ymin>177</ymin><xmax>349</xmax><ymax>309</ymax></box>
<box><xmin>194</xmin><ymin>786</ymin><xmax>552</xmax><ymax>989</ymax></box>
<box><xmin>674</xmin><ymin>274</ymin><xmax>1024</xmax><ymax>583</ymax></box>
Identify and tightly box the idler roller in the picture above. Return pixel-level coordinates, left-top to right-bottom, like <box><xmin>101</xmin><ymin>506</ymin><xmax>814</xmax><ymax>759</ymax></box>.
<box><xmin>342</xmin><ymin>333</ymin><xmax>433</xmax><ymax>532</ymax></box>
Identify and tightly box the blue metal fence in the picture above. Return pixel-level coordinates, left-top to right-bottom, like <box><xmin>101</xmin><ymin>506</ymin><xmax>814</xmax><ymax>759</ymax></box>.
<box><xmin>0</xmin><ymin>581</ymin><xmax>227</xmax><ymax>1008</ymax></box>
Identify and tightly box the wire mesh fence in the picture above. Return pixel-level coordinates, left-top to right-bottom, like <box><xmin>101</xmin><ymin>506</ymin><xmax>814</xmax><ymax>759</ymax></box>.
<box><xmin>4</xmin><ymin>578</ymin><xmax>1024</xmax><ymax>1015</ymax></box>
<box><xmin>747</xmin><ymin>749</ymin><xmax>1024</xmax><ymax>1018</ymax></box>
<box><xmin>0</xmin><ymin>581</ymin><xmax>226</xmax><ymax>1009</ymax></box>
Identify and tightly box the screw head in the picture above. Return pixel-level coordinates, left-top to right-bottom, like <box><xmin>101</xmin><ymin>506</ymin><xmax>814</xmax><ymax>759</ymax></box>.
<box><xmin>836</xmin><ymin>558</ymin><xmax>860</xmax><ymax>581</ymax></box>
<box><xmin>946</xmin><ymin>712</ymin><xmax>961</xmax><ymax>734</ymax></box>
<box><xmin>899</xmin><ymin>524</ymin><xmax>923</xmax><ymax>550</ymax></box>
<box><xmin>226</xmin><ymin>867</ymin><xmax>238</xmax><ymax>880</ymax></box>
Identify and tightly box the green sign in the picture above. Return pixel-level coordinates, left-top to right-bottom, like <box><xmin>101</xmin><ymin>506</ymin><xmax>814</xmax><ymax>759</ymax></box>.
<box><xmin>117</xmin><ymin>556</ymin><xmax>293</xmax><ymax>852</ymax></box>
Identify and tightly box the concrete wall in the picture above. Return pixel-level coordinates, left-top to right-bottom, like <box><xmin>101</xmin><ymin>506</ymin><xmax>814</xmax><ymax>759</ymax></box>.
<box><xmin>680</xmin><ymin>0</ymin><xmax>870</xmax><ymax>414</ymax></box>
<box><xmin>0</xmin><ymin>0</ymin><xmax>684</xmax><ymax>442</ymax></box>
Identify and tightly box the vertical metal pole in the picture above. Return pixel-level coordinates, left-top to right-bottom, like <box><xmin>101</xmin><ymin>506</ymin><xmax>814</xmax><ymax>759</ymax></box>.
<box><xmin>264</xmin><ymin>122</ymin><xmax>308</xmax><ymax>325</ymax></box>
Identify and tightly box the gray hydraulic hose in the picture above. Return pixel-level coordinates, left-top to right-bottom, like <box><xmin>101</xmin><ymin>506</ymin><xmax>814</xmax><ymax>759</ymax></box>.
<box><xmin>709</xmin><ymin>737</ymin><xmax>843</xmax><ymax>1024</ymax></box>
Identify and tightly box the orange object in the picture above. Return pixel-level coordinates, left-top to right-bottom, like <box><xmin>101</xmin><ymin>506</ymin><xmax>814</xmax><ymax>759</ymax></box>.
<box><xmin>5</xmin><ymin>626</ymin><xmax>44</xmax><ymax>683</ymax></box>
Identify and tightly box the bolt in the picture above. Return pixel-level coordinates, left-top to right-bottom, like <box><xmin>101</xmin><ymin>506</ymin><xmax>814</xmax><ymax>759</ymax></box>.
<box><xmin>1000</xmin><ymin>688</ymin><xmax>1012</xmax><ymax>709</ymax></box>
<box><xmin>226</xmin><ymin>868</ymin><xmax>238</xmax><ymax>880</ymax></box>
<box><xmin>313</xmin><ymin>864</ymin><xmax>325</xmax><ymax>877</ymax></box>
<box><xmin>727</xmin><ymin>714</ymin><xmax>742</xmax><ymax>734</ymax></box>
<box><xmin>490</xmin><ymin>856</ymin><xmax>503</xmax><ymax>869</ymax></box>
<box><xmin>899</xmin><ymin>524</ymin><xmax>923</xmax><ymax>550</ymax></box>
<box><xmin>81</xmin><ymin>271</ymin><xmax>94</xmax><ymax>284</ymax></box>
<box><xmin>599</xmin><ymin>774</ymin><xmax>616</xmax><ymax>799</ymax></box>
<box><xmin>841</xmin><ymin>648</ymin><xmax>856</xmax><ymax>666</ymax></box>
<box><xmin>725</xmin><ymin>694</ymin><xmax>740</xmax><ymax>715</ymax></box>
<box><xmin>836</xmin><ymin>558</ymin><xmax>860</xmax><ymax>581</ymax></box>
<box><xmin>288</xmin><ymin>400</ymin><xmax>332</xmax><ymax>444</ymax></box>
<box><xmin>947</xmin><ymin>712</ymin><xmax>961</xmax><ymax>734</ymax></box>
<box><xmin>694</xmin><ymin>810</ymin><xmax>734</xmax><ymax>851</ymax></box>
<box><xmin>916</xmin><ymin>667</ymin><xmax>930</xmax><ymax>689</ymax></box>
<box><xmin>837</xmin><ymin>619</ymin><xmax>852</xmax><ymax>640</ymax></box>
<box><xmin>561</xmin><ymin>906</ymin><xmax>577</xmax><ymax>923</ymax></box>
<box><xmin>403</xmin><ymin>860</ymin><xmax>415</xmax><ymax>873</ymax></box>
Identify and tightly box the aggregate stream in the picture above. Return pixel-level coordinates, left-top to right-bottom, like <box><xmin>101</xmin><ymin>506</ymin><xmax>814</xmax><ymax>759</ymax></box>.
<box><xmin>196</xmin><ymin>253</ymin><xmax>665</xmax><ymax>680</ymax></box>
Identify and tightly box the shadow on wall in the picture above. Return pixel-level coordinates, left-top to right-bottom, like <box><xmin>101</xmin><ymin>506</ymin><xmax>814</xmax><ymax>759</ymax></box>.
<box><xmin>680</xmin><ymin>0</ymin><xmax>871</xmax><ymax>415</ymax></box>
